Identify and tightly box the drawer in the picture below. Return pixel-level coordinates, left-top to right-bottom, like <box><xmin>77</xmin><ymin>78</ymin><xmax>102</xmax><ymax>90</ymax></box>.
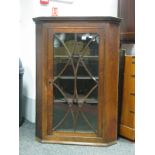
<box><xmin>123</xmin><ymin>75</ymin><xmax>135</xmax><ymax>97</ymax></box>
<box><xmin>124</xmin><ymin>63</ymin><xmax>135</xmax><ymax>75</ymax></box>
<box><xmin>129</xmin><ymin>95</ymin><xmax>135</xmax><ymax>113</ymax></box>
<box><xmin>132</xmin><ymin>56</ymin><xmax>135</xmax><ymax>63</ymax></box>
<box><xmin>128</xmin><ymin>111</ymin><xmax>135</xmax><ymax>128</ymax></box>
<box><xmin>129</xmin><ymin>76</ymin><xmax>135</xmax><ymax>93</ymax></box>
<box><xmin>124</xmin><ymin>56</ymin><xmax>135</xmax><ymax>75</ymax></box>
<box><xmin>130</xmin><ymin>64</ymin><xmax>135</xmax><ymax>76</ymax></box>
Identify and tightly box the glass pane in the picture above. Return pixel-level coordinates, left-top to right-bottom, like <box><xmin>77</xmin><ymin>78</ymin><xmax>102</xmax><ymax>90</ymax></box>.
<box><xmin>52</xmin><ymin>33</ymin><xmax>99</xmax><ymax>133</ymax></box>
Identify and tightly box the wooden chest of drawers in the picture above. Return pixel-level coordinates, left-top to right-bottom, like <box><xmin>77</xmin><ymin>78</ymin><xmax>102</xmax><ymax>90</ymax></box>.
<box><xmin>119</xmin><ymin>55</ymin><xmax>135</xmax><ymax>140</ymax></box>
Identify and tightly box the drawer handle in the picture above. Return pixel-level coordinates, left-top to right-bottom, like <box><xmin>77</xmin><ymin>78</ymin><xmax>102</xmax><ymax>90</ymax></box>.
<box><xmin>130</xmin><ymin>110</ymin><xmax>135</xmax><ymax>114</ymax></box>
<box><xmin>131</xmin><ymin>75</ymin><xmax>135</xmax><ymax>78</ymax></box>
<box><xmin>130</xmin><ymin>93</ymin><xmax>135</xmax><ymax>96</ymax></box>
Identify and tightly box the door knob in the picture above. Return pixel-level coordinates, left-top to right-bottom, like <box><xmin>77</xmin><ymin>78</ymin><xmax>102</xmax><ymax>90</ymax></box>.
<box><xmin>48</xmin><ymin>80</ymin><xmax>52</xmax><ymax>85</ymax></box>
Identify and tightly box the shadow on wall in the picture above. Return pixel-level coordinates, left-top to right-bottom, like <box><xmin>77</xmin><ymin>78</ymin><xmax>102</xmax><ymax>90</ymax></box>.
<box><xmin>22</xmin><ymin>67</ymin><xmax>36</xmax><ymax>123</ymax></box>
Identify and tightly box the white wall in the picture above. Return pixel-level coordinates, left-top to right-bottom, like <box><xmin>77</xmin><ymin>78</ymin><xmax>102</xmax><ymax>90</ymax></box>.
<box><xmin>20</xmin><ymin>0</ymin><xmax>118</xmax><ymax>123</ymax></box>
<box><xmin>20</xmin><ymin>0</ymin><xmax>35</xmax><ymax>99</ymax></box>
<box><xmin>20</xmin><ymin>0</ymin><xmax>36</xmax><ymax>122</ymax></box>
<box><xmin>32</xmin><ymin>0</ymin><xmax>118</xmax><ymax>17</ymax></box>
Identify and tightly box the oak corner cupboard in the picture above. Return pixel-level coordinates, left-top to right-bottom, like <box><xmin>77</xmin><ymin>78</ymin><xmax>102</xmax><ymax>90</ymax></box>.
<box><xmin>33</xmin><ymin>16</ymin><xmax>121</xmax><ymax>146</ymax></box>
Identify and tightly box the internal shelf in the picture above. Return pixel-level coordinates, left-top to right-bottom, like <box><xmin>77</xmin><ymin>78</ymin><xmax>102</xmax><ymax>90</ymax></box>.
<box><xmin>54</xmin><ymin>76</ymin><xmax>99</xmax><ymax>80</ymax></box>
<box><xmin>54</xmin><ymin>98</ymin><xmax>98</xmax><ymax>104</ymax></box>
<box><xmin>54</xmin><ymin>55</ymin><xmax>98</xmax><ymax>59</ymax></box>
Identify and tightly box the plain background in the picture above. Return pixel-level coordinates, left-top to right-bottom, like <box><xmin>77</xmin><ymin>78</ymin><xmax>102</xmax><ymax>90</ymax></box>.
<box><xmin>0</xmin><ymin>0</ymin><xmax>155</xmax><ymax>155</ymax></box>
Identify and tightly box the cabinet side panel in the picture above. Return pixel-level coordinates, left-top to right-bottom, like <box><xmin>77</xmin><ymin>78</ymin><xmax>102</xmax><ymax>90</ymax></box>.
<box><xmin>36</xmin><ymin>24</ymin><xmax>43</xmax><ymax>138</ymax></box>
<box><xmin>103</xmin><ymin>23</ymin><xmax>120</xmax><ymax>142</ymax></box>
<box><xmin>36</xmin><ymin>24</ymin><xmax>48</xmax><ymax>139</ymax></box>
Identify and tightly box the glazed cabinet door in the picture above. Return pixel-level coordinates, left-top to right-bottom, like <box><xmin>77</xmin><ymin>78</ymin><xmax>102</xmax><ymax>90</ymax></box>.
<box><xmin>46</xmin><ymin>28</ymin><xmax>105</xmax><ymax>145</ymax></box>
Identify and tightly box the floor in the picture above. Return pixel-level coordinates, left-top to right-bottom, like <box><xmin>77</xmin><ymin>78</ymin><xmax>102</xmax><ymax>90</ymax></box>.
<box><xmin>19</xmin><ymin>121</ymin><xmax>135</xmax><ymax>155</ymax></box>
